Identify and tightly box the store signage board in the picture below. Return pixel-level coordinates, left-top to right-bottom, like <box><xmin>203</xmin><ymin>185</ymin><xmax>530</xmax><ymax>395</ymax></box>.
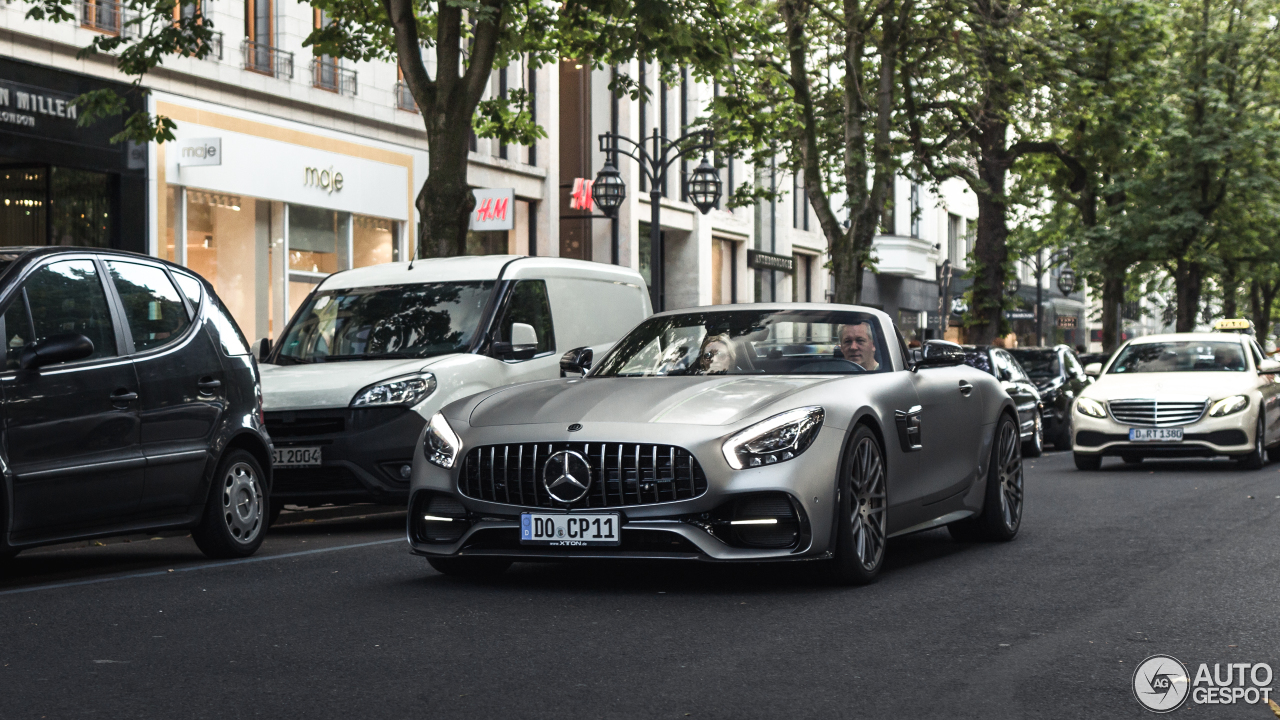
<box><xmin>1005</xmin><ymin>310</ymin><xmax>1036</xmax><ymax>321</ymax></box>
<box><xmin>747</xmin><ymin>249</ymin><xmax>795</xmax><ymax>273</ymax></box>
<box><xmin>471</xmin><ymin>188</ymin><xmax>515</xmax><ymax>231</ymax></box>
<box><xmin>176</xmin><ymin>137</ymin><xmax>221</xmax><ymax>167</ymax></box>
<box><xmin>1057</xmin><ymin>315</ymin><xmax>1078</xmax><ymax>329</ymax></box>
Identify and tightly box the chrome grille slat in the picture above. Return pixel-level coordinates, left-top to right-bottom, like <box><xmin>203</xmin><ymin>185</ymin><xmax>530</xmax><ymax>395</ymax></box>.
<box><xmin>1108</xmin><ymin>398</ymin><xmax>1208</xmax><ymax>427</ymax></box>
<box><xmin>459</xmin><ymin>442</ymin><xmax>709</xmax><ymax>509</ymax></box>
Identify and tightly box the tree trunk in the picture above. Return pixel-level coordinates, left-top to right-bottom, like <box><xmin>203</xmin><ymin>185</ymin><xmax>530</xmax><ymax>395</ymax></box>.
<box><xmin>967</xmin><ymin>118</ymin><xmax>1011</xmax><ymax>345</ymax></box>
<box><xmin>1253</xmin><ymin>279</ymin><xmax>1278</xmax><ymax>348</ymax></box>
<box><xmin>1100</xmin><ymin>271</ymin><xmax>1124</xmax><ymax>353</ymax></box>
<box><xmin>417</xmin><ymin>120</ymin><xmax>474</xmax><ymax>258</ymax></box>
<box><xmin>1221</xmin><ymin>262</ymin><xmax>1238</xmax><ymax>318</ymax></box>
<box><xmin>1174</xmin><ymin>258</ymin><xmax>1203</xmax><ymax>332</ymax></box>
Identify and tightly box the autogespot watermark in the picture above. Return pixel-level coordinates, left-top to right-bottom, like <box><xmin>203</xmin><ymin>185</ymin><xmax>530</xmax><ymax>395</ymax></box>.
<box><xmin>1132</xmin><ymin>654</ymin><xmax>1274</xmax><ymax>713</ymax></box>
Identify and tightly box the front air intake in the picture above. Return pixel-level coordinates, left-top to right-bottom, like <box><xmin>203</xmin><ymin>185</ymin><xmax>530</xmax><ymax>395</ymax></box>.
<box><xmin>411</xmin><ymin>492</ymin><xmax>469</xmax><ymax>544</ymax></box>
<box><xmin>728</xmin><ymin>492</ymin><xmax>802</xmax><ymax>549</ymax></box>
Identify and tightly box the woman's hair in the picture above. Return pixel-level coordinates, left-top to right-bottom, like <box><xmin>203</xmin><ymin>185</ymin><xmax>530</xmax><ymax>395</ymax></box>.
<box><xmin>699</xmin><ymin>333</ymin><xmax>736</xmax><ymax>372</ymax></box>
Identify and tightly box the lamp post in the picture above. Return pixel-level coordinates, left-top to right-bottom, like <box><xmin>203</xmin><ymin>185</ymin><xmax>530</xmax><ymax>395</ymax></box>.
<box><xmin>593</xmin><ymin>128</ymin><xmax>719</xmax><ymax>311</ymax></box>
<box><xmin>1022</xmin><ymin>249</ymin><xmax>1073</xmax><ymax>346</ymax></box>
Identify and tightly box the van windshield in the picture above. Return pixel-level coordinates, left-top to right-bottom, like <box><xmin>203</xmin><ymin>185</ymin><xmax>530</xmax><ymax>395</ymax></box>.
<box><xmin>275</xmin><ymin>281</ymin><xmax>494</xmax><ymax>363</ymax></box>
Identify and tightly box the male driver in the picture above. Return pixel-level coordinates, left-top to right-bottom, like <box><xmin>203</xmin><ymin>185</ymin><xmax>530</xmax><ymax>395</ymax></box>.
<box><xmin>839</xmin><ymin>321</ymin><xmax>879</xmax><ymax>371</ymax></box>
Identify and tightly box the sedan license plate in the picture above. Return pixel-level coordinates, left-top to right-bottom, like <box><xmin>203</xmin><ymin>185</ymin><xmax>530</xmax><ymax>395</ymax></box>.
<box><xmin>521</xmin><ymin>513</ymin><xmax>621</xmax><ymax>546</ymax></box>
<box><xmin>1129</xmin><ymin>428</ymin><xmax>1184</xmax><ymax>442</ymax></box>
<box><xmin>273</xmin><ymin>446</ymin><xmax>322</xmax><ymax>467</ymax></box>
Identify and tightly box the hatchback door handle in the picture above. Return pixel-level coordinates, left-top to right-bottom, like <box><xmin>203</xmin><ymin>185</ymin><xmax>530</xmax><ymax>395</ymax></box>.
<box><xmin>958</xmin><ymin>380</ymin><xmax>973</xmax><ymax>397</ymax></box>
<box><xmin>111</xmin><ymin>389</ymin><xmax>138</xmax><ymax>403</ymax></box>
<box><xmin>197</xmin><ymin>377</ymin><xmax>222</xmax><ymax>392</ymax></box>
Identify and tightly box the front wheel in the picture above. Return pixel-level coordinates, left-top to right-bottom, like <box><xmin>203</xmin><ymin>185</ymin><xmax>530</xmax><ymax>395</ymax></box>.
<box><xmin>1239</xmin><ymin>413</ymin><xmax>1266</xmax><ymax>470</ymax></box>
<box><xmin>950</xmin><ymin>414</ymin><xmax>1023</xmax><ymax>542</ymax></box>
<box><xmin>192</xmin><ymin>449</ymin><xmax>268</xmax><ymax>559</ymax></box>
<box><xmin>822</xmin><ymin>425</ymin><xmax>888</xmax><ymax>585</ymax></box>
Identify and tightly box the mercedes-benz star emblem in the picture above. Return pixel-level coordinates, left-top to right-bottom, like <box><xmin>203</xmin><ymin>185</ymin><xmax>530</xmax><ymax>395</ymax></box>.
<box><xmin>543</xmin><ymin>450</ymin><xmax>592</xmax><ymax>504</ymax></box>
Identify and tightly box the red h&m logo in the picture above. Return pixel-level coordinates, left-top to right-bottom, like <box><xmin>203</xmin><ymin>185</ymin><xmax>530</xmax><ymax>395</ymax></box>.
<box><xmin>475</xmin><ymin>196</ymin><xmax>509</xmax><ymax>223</ymax></box>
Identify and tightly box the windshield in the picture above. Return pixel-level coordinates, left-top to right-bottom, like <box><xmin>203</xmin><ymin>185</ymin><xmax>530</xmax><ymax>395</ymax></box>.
<box><xmin>1110</xmin><ymin>341</ymin><xmax>1247</xmax><ymax>373</ymax></box>
<box><xmin>592</xmin><ymin>309</ymin><xmax>892</xmax><ymax>377</ymax></box>
<box><xmin>1008</xmin><ymin>350</ymin><xmax>1060</xmax><ymax>378</ymax></box>
<box><xmin>275</xmin><ymin>281</ymin><xmax>494</xmax><ymax>363</ymax></box>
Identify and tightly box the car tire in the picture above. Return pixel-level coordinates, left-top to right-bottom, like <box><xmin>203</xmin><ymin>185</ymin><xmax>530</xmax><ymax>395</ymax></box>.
<box><xmin>1055</xmin><ymin>415</ymin><xmax>1073</xmax><ymax>451</ymax></box>
<box><xmin>1121</xmin><ymin>455</ymin><xmax>1143</xmax><ymax>465</ymax></box>
<box><xmin>1238</xmin><ymin>413</ymin><xmax>1266</xmax><ymax>470</ymax></box>
<box><xmin>192</xmin><ymin>449</ymin><xmax>268</xmax><ymax>559</ymax></box>
<box><xmin>1022</xmin><ymin>414</ymin><xmax>1043</xmax><ymax>458</ymax></box>
<box><xmin>823</xmin><ymin>424</ymin><xmax>888</xmax><ymax>585</ymax></box>
<box><xmin>427</xmin><ymin>556</ymin><xmax>512</xmax><ymax>578</ymax></box>
<box><xmin>1074</xmin><ymin>452</ymin><xmax>1102</xmax><ymax>471</ymax></box>
<box><xmin>948</xmin><ymin>414</ymin><xmax>1023</xmax><ymax>543</ymax></box>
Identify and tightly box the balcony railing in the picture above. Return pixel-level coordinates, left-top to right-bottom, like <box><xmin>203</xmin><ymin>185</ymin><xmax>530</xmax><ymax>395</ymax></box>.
<box><xmin>79</xmin><ymin>0</ymin><xmax>136</xmax><ymax>36</ymax></box>
<box><xmin>393</xmin><ymin>81</ymin><xmax>418</xmax><ymax>112</ymax></box>
<box><xmin>242</xmin><ymin>40</ymin><xmax>294</xmax><ymax>79</ymax></box>
<box><xmin>311</xmin><ymin>58</ymin><xmax>357</xmax><ymax>96</ymax></box>
<box><xmin>202</xmin><ymin>31</ymin><xmax>223</xmax><ymax>61</ymax></box>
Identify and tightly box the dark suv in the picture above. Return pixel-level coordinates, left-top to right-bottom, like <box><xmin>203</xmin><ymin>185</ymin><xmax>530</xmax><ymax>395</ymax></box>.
<box><xmin>0</xmin><ymin>248</ymin><xmax>273</xmax><ymax>560</ymax></box>
<box><xmin>1008</xmin><ymin>345</ymin><xmax>1092</xmax><ymax>450</ymax></box>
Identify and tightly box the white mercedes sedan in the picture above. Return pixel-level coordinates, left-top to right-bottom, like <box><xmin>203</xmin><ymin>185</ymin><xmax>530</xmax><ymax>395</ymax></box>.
<box><xmin>1072</xmin><ymin>332</ymin><xmax>1280</xmax><ymax>470</ymax></box>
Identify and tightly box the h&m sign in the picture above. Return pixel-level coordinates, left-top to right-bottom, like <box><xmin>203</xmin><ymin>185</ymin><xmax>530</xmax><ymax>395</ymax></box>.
<box><xmin>471</xmin><ymin>188</ymin><xmax>514</xmax><ymax>231</ymax></box>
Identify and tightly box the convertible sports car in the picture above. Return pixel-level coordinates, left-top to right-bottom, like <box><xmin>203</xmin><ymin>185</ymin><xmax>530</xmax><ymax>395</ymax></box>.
<box><xmin>407</xmin><ymin>304</ymin><xmax>1023</xmax><ymax>584</ymax></box>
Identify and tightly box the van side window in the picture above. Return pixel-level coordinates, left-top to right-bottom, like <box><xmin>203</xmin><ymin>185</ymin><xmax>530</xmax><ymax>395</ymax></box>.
<box><xmin>499</xmin><ymin>280</ymin><xmax>555</xmax><ymax>355</ymax></box>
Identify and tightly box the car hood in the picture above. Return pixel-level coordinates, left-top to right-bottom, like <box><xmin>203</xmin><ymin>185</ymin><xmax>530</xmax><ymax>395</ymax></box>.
<box><xmin>467</xmin><ymin>375</ymin><xmax>841</xmax><ymax>427</ymax></box>
<box><xmin>1083</xmin><ymin>371</ymin><xmax>1253</xmax><ymax>400</ymax></box>
<box><xmin>259</xmin><ymin>355</ymin><xmax>453</xmax><ymax>411</ymax></box>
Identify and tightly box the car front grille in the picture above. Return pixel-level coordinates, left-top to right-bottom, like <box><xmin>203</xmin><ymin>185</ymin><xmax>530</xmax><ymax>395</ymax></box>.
<box><xmin>1108</xmin><ymin>398</ymin><xmax>1208</xmax><ymax>427</ymax></box>
<box><xmin>459</xmin><ymin>442</ymin><xmax>708</xmax><ymax>509</ymax></box>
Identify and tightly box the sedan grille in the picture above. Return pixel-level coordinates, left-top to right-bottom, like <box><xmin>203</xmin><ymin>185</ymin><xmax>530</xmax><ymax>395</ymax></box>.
<box><xmin>1108</xmin><ymin>398</ymin><xmax>1208</xmax><ymax>427</ymax></box>
<box><xmin>459</xmin><ymin>442</ymin><xmax>708</xmax><ymax>509</ymax></box>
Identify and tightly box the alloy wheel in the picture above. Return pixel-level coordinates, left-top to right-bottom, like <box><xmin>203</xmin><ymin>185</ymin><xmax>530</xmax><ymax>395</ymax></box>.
<box><xmin>850</xmin><ymin>437</ymin><xmax>887</xmax><ymax>571</ymax></box>
<box><xmin>221</xmin><ymin>462</ymin><xmax>263</xmax><ymax>544</ymax></box>
<box><xmin>997</xmin><ymin>421</ymin><xmax>1024</xmax><ymax>531</ymax></box>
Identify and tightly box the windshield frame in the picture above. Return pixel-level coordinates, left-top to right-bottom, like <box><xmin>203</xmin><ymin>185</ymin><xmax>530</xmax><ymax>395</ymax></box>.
<box><xmin>589</xmin><ymin>307</ymin><xmax>896</xmax><ymax>378</ymax></box>
<box><xmin>270</xmin><ymin>279</ymin><xmax>499</xmax><ymax>364</ymax></box>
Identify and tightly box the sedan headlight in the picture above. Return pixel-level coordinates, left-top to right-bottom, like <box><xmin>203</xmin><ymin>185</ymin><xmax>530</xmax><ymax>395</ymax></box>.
<box><xmin>423</xmin><ymin>412</ymin><xmax>462</xmax><ymax>468</ymax></box>
<box><xmin>722</xmin><ymin>407</ymin><xmax>824</xmax><ymax>470</ymax></box>
<box><xmin>350</xmin><ymin>373</ymin><xmax>437</xmax><ymax>408</ymax></box>
<box><xmin>1076</xmin><ymin>397</ymin><xmax>1106</xmax><ymax>418</ymax></box>
<box><xmin>1208</xmin><ymin>395</ymin><xmax>1249</xmax><ymax>417</ymax></box>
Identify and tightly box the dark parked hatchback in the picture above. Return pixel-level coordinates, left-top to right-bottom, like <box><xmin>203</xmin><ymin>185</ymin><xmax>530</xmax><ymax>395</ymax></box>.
<box><xmin>962</xmin><ymin>345</ymin><xmax>1045</xmax><ymax>457</ymax></box>
<box><xmin>0</xmin><ymin>248</ymin><xmax>273</xmax><ymax>560</ymax></box>
<box><xmin>1008</xmin><ymin>345</ymin><xmax>1093</xmax><ymax>450</ymax></box>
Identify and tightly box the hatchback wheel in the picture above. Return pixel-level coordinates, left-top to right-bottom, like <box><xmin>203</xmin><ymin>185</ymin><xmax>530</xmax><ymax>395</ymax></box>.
<box><xmin>193</xmin><ymin>449</ymin><xmax>268</xmax><ymax>559</ymax></box>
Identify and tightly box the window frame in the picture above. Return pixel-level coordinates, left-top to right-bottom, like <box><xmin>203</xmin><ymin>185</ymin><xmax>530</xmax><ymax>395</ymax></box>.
<box><xmin>102</xmin><ymin>259</ymin><xmax>200</xmax><ymax>357</ymax></box>
<box><xmin>490</xmin><ymin>278</ymin><xmax>556</xmax><ymax>362</ymax></box>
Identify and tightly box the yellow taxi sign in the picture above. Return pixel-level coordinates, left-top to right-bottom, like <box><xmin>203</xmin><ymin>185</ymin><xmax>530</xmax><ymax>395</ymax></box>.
<box><xmin>1213</xmin><ymin>318</ymin><xmax>1253</xmax><ymax>332</ymax></box>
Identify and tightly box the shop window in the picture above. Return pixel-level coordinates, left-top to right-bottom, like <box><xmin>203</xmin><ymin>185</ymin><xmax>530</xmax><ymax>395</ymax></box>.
<box><xmin>288</xmin><ymin>204</ymin><xmax>345</xmax><ymax>275</ymax></box>
<box><xmin>105</xmin><ymin>260</ymin><xmax>192</xmax><ymax>352</ymax></box>
<box><xmin>0</xmin><ymin>167</ymin><xmax>47</xmax><ymax>247</ymax></box>
<box><xmin>353</xmin><ymin>215</ymin><xmax>398</xmax><ymax>267</ymax></box>
<box><xmin>186</xmin><ymin>190</ymin><xmax>257</xmax><ymax>340</ymax></box>
<box><xmin>164</xmin><ymin>186</ymin><xmax>178</xmax><ymax>262</ymax></box>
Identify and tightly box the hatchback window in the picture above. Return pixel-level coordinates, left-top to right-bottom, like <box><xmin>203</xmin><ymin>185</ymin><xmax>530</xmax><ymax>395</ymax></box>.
<box><xmin>171</xmin><ymin>271</ymin><xmax>203</xmax><ymax>309</ymax></box>
<box><xmin>23</xmin><ymin>259</ymin><xmax>117</xmax><ymax>361</ymax></box>
<box><xmin>2</xmin><ymin>297</ymin><xmax>33</xmax><ymax>370</ymax></box>
<box><xmin>106</xmin><ymin>261</ymin><xmax>192</xmax><ymax>352</ymax></box>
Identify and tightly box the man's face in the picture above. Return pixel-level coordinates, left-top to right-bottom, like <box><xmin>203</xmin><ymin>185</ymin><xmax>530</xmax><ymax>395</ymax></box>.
<box><xmin>840</xmin><ymin>323</ymin><xmax>877</xmax><ymax>369</ymax></box>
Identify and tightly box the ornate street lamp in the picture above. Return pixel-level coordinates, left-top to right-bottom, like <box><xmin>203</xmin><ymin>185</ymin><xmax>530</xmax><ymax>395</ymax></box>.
<box><xmin>591</xmin><ymin>162</ymin><xmax>626</xmax><ymax>218</ymax></box>
<box><xmin>1057</xmin><ymin>267</ymin><xmax>1077</xmax><ymax>296</ymax></box>
<box><xmin>686</xmin><ymin>157</ymin><xmax>722</xmax><ymax>214</ymax></box>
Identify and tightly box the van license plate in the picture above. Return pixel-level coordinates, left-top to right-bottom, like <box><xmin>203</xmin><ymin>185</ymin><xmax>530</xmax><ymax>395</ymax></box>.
<box><xmin>273</xmin><ymin>446</ymin><xmax>322</xmax><ymax>467</ymax></box>
<box><xmin>520</xmin><ymin>513</ymin><xmax>621</xmax><ymax>546</ymax></box>
<box><xmin>1129</xmin><ymin>428</ymin><xmax>1183</xmax><ymax>442</ymax></box>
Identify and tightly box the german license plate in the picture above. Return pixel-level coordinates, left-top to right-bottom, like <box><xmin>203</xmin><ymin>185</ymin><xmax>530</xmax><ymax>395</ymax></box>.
<box><xmin>520</xmin><ymin>513</ymin><xmax>621</xmax><ymax>546</ymax></box>
<box><xmin>1129</xmin><ymin>428</ymin><xmax>1184</xmax><ymax>442</ymax></box>
<box><xmin>273</xmin><ymin>446</ymin><xmax>322</xmax><ymax>467</ymax></box>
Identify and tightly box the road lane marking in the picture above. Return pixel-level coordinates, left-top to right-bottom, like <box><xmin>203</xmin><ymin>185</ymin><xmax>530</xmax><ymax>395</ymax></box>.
<box><xmin>0</xmin><ymin>538</ymin><xmax>403</xmax><ymax>596</ymax></box>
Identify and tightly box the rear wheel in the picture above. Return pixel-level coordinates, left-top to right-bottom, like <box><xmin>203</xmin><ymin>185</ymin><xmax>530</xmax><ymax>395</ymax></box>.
<box><xmin>823</xmin><ymin>425</ymin><xmax>888</xmax><ymax>585</ymax></box>
<box><xmin>1074</xmin><ymin>452</ymin><xmax>1102</xmax><ymax>471</ymax></box>
<box><xmin>1022</xmin><ymin>413</ymin><xmax>1043</xmax><ymax>458</ymax></box>
<box><xmin>949</xmin><ymin>414</ymin><xmax>1023</xmax><ymax>542</ymax></box>
<box><xmin>192</xmin><ymin>449</ymin><xmax>267</xmax><ymax>559</ymax></box>
<box><xmin>1238</xmin><ymin>413</ymin><xmax>1266</xmax><ymax>470</ymax></box>
<box><xmin>427</xmin><ymin>556</ymin><xmax>512</xmax><ymax>578</ymax></box>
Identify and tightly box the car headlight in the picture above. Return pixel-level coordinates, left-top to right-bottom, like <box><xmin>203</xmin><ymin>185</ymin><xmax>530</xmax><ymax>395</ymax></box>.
<box><xmin>1208</xmin><ymin>395</ymin><xmax>1249</xmax><ymax>417</ymax></box>
<box><xmin>1076</xmin><ymin>397</ymin><xmax>1106</xmax><ymax>418</ymax></box>
<box><xmin>350</xmin><ymin>372</ymin><xmax>437</xmax><ymax>408</ymax></box>
<box><xmin>423</xmin><ymin>412</ymin><xmax>462</xmax><ymax>468</ymax></box>
<box><xmin>722</xmin><ymin>407</ymin><xmax>824</xmax><ymax>470</ymax></box>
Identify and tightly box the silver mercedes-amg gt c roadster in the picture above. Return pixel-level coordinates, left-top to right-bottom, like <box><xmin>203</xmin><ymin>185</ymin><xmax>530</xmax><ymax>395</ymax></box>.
<box><xmin>407</xmin><ymin>304</ymin><xmax>1023</xmax><ymax>584</ymax></box>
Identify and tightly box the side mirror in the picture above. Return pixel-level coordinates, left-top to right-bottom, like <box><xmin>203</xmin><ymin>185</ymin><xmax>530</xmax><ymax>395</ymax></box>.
<box><xmin>1258</xmin><ymin>359</ymin><xmax>1280</xmax><ymax>374</ymax></box>
<box><xmin>493</xmin><ymin>322</ymin><xmax>539</xmax><ymax>361</ymax></box>
<box><xmin>1083</xmin><ymin>362</ymin><xmax>1102</xmax><ymax>377</ymax></box>
<box><xmin>254</xmin><ymin>337</ymin><xmax>272</xmax><ymax>362</ymax></box>
<box><xmin>913</xmin><ymin>340</ymin><xmax>965</xmax><ymax>369</ymax></box>
<box><xmin>560</xmin><ymin>346</ymin><xmax>593</xmax><ymax>377</ymax></box>
<box><xmin>19</xmin><ymin>333</ymin><xmax>94</xmax><ymax>370</ymax></box>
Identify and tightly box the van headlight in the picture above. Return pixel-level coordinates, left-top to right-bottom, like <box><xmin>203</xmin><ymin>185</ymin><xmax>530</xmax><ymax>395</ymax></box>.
<box><xmin>1208</xmin><ymin>395</ymin><xmax>1249</xmax><ymax>417</ymax></box>
<box><xmin>423</xmin><ymin>412</ymin><xmax>462</xmax><ymax>468</ymax></box>
<box><xmin>351</xmin><ymin>372</ymin><xmax>437</xmax><ymax>408</ymax></box>
<box><xmin>1076</xmin><ymin>397</ymin><xmax>1106</xmax><ymax>418</ymax></box>
<box><xmin>722</xmin><ymin>407</ymin><xmax>824</xmax><ymax>470</ymax></box>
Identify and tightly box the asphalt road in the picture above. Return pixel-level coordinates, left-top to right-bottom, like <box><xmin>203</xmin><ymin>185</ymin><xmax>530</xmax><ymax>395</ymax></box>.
<box><xmin>2</xmin><ymin>451</ymin><xmax>1278</xmax><ymax>719</ymax></box>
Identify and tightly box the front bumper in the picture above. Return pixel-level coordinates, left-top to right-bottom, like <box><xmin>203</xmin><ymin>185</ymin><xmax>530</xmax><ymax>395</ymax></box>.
<box><xmin>266</xmin><ymin>407</ymin><xmax>427</xmax><ymax>505</ymax></box>
<box><xmin>1071</xmin><ymin>404</ymin><xmax>1255</xmax><ymax>458</ymax></box>
<box><xmin>406</xmin><ymin>421</ymin><xmax>847</xmax><ymax>562</ymax></box>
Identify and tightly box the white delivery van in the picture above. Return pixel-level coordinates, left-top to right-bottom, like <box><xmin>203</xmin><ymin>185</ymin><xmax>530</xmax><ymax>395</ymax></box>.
<box><xmin>257</xmin><ymin>255</ymin><xmax>650</xmax><ymax>516</ymax></box>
